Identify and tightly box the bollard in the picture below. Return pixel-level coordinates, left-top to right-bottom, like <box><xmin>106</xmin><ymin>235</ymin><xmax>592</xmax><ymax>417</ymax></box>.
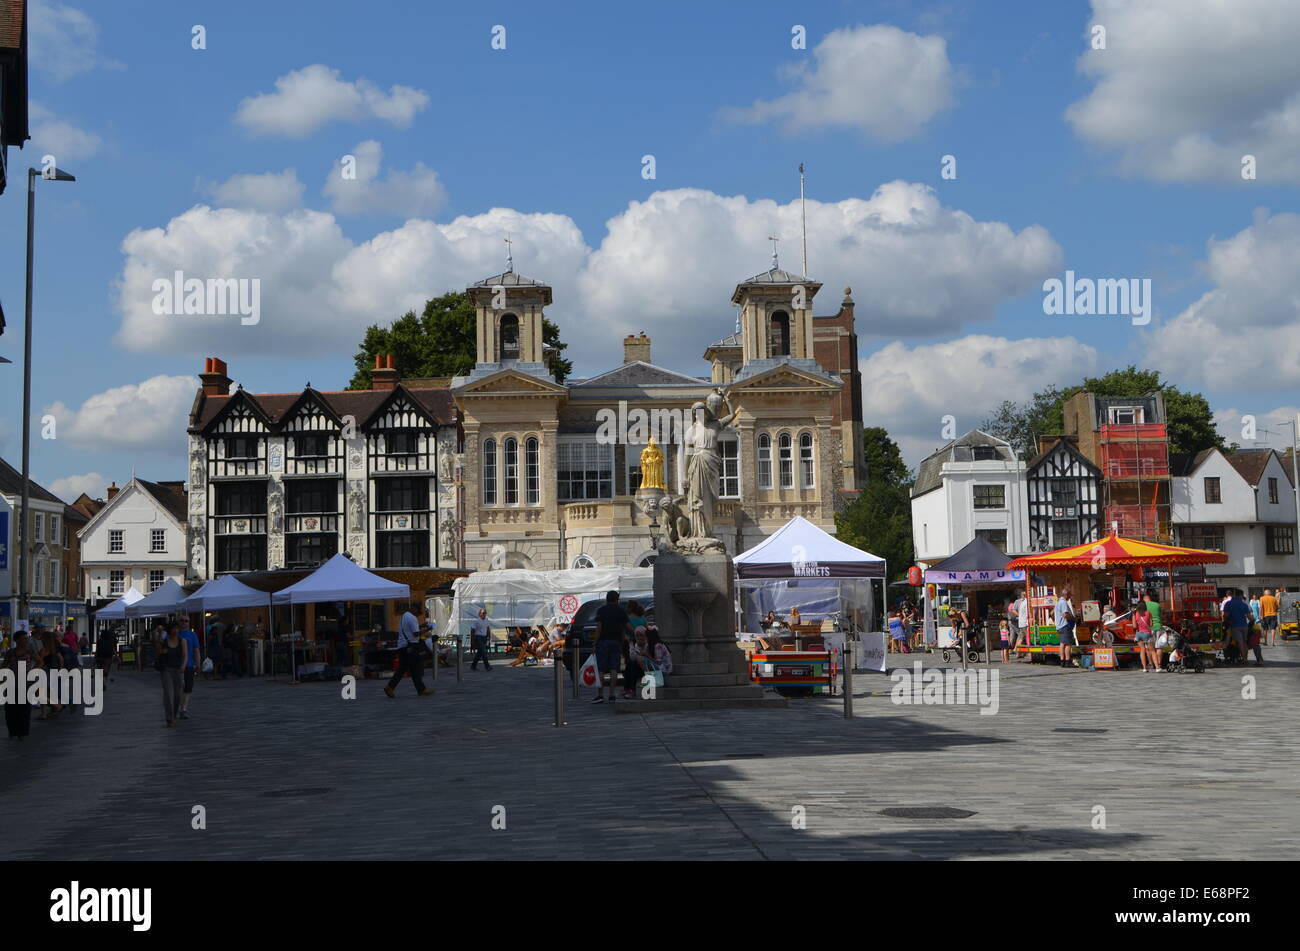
<box><xmin>456</xmin><ymin>636</ymin><xmax>463</xmax><ymax>682</ymax></box>
<box><xmin>570</xmin><ymin>643</ymin><xmax>579</xmax><ymax>700</ymax></box>
<box><xmin>553</xmin><ymin>646</ymin><xmax>566</xmax><ymax>727</ymax></box>
<box><xmin>842</xmin><ymin>647</ymin><xmax>854</xmax><ymax>719</ymax></box>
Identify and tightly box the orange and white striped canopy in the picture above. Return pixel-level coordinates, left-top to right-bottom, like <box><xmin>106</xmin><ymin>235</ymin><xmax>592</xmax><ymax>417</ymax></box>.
<box><xmin>1006</xmin><ymin>532</ymin><xmax>1228</xmax><ymax>570</ymax></box>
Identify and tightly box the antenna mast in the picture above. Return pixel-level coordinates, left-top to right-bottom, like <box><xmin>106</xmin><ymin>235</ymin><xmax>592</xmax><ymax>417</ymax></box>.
<box><xmin>799</xmin><ymin>163</ymin><xmax>807</xmax><ymax>276</ymax></box>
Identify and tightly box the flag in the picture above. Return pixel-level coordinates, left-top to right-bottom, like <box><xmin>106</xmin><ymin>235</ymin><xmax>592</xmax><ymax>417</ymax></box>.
<box><xmin>578</xmin><ymin>653</ymin><xmax>600</xmax><ymax>687</ymax></box>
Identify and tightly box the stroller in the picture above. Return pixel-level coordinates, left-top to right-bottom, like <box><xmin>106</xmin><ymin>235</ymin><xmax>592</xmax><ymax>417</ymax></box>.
<box><xmin>1166</xmin><ymin>628</ymin><xmax>1207</xmax><ymax>673</ymax></box>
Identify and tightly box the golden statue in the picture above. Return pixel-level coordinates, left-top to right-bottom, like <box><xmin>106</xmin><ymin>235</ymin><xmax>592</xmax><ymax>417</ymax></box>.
<box><xmin>639</xmin><ymin>436</ymin><xmax>666</xmax><ymax>490</ymax></box>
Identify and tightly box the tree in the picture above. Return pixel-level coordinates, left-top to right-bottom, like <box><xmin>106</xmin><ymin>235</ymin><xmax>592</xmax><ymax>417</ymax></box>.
<box><xmin>836</xmin><ymin>427</ymin><xmax>915</xmax><ymax>582</ymax></box>
<box><xmin>348</xmin><ymin>291</ymin><xmax>573</xmax><ymax>389</ymax></box>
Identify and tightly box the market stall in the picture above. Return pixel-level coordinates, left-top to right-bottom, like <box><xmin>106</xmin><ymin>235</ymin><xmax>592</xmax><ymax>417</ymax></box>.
<box><xmin>93</xmin><ymin>586</ymin><xmax>146</xmax><ymax>666</ymax></box>
<box><xmin>921</xmin><ymin>536</ymin><xmax>1026</xmax><ymax>665</ymax></box>
<box><xmin>1005</xmin><ymin>532</ymin><xmax>1229</xmax><ymax>666</ymax></box>
<box><xmin>183</xmin><ymin>574</ymin><xmax>275</xmax><ymax>674</ymax></box>
<box><xmin>450</xmin><ymin>566</ymin><xmax>653</xmax><ymax>642</ymax></box>
<box><xmin>124</xmin><ymin>578</ymin><xmax>191</xmax><ymax>619</ymax></box>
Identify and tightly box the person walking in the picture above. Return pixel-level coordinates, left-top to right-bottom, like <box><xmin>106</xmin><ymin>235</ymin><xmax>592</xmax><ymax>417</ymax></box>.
<box><xmin>95</xmin><ymin>628</ymin><xmax>116</xmax><ymax>690</ymax></box>
<box><xmin>384</xmin><ymin>604</ymin><xmax>433</xmax><ymax>698</ymax></box>
<box><xmin>37</xmin><ymin>628</ymin><xmax>65</xmax><ymax>719</ymax></box>
<box><xmin>1223</xmin><ymin>590</ymin><xmax>1252</xmax><ymax>663</ymax></box>
<box><xmin>3</xmin><ymin>632</ymin><xmax>36</xmax><ymax>741</ymax></box>
<box><xmin>1054</xmin><ymin>587</ymin><xmax>1077</xmax><ymax>668</ymax></box>
<box><xmin>1005</xmin><ymin>597</ymin><xmax>1021</xmax><ymax>660</ymax></box>
<box><xmin>157</xmin><ymin>623</ymin><xmax>188</xmax><ymax>728</ymax></box>
<box><xmin>178</xmin><ymin>619</ymin><xmax>202</xmax><ymax>719</ymax></box>
<box><xmin>591</xmin><ymin>591</ymin><xmax>631</xmax><ymax>705</ymax></box>
<box><xmin>205</xmin><ymin>617</ymin><xmax>224</xmax><ymax>680</ymax></box>
<box><xmin>468</xmin><ymin>608</ymin><xmax>493</xmax><ymax>671</ymax></box>
<box><xmin>1259</xmin><ymin>588</ymin><xmax>1280</xmax><ymax>647</ymax></box>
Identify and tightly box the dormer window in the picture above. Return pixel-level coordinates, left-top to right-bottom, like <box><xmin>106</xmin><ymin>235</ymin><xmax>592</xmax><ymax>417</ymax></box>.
<box><xmin>388</xmin><ymin>432</ymin><xmax>418</xmax><ymax>456</ymax></box>
<box><xmin>972</xmin><ymin>446</ymin><xmax>999</xmax><ymax>461</ymax></box>
<box><xmin>294</xmin><ymin>434</ymin><xmax>328</xmax><ymax>458</ymax></box>
<box><xmin>499</xmin><ymin>314</ymin><xmax>520</xmax><ymax>361</ymax></box>
<box><xmin>225</xmin><ymin>436</ymin><xmax>259</xmax><ymax>459</ymax></box>
<box><xmin>1109</xmin><ymin>406</ymin><xmax>1143</xmax><ymax>425</ymax></box>
<box><xmin>767</xmin><ymin>311</ymin><xmax>790</xmax><ymax>357</ymax></box>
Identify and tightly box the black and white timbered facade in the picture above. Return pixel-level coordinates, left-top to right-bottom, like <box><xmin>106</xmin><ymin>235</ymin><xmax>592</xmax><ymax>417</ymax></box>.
<box><xmin>186</xmin><ymin>361</ymin><xmax>461</xmax><ymax>580</ymax></box>
<box><xmin>1026</xmin><ymin>437</ymin><xmax>1101</xmax><ymax>552</ymax></box>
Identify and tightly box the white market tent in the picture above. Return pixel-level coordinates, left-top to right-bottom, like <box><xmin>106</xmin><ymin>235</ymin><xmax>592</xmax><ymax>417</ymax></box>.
<box><xmin>451</xmin><ymin>566</ymin><xmax>653</xmax><ymax>637</ymax></box>
<box><xmin>271</xmin><ymin>553</ymin><xmax>410</xmax><ymax>605</ymax></box>
<box><xmin>733</xmin><ymin>516</ymin><xmax>886</xmax><ymax>632</ymax></box>
<box><xmin>94</xmin><ymin>586</ymin><xmax>146</xmax><ymax>619</ymax></box>
<box><xmin>182</xmin><ymin>574</ymin><xmax>272</xmax><ymax>613</ymax></box>
<box><xmin>124</xmin><ymin>578</ymin><xmax>190</xmax><ymax>619</ymax></box>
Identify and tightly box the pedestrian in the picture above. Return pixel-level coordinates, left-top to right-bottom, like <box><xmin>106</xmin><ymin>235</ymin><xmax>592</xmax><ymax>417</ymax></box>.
<box><xmin>95</xmin><ymin>628</ymin><xmax>116</xmax><ymax>689</ymax></box>
<box><xmin>1249</xmin><ymin>592</ymin><xmax>1262</xmax><ymax>625</ymax></box>
<box><xmin>645</xmin><ymin>627</ymin><xmax>673</xmax><ymax>675</ymax></box>
<box><xmin>384</xmin><ymin>604</ymin><xmax>433</xmax><ymax>698</ymax></box>
<box><xmin>1133</xmin><ymin>602</ymin><xmax>1159</xmax><ymax>672</ymax></box>
<box><xmin>591</xmin><ymin>590</ymin><xmax>631</xmax><ymax>705</ymax></box>
<box><xmin>1223</xmin><ymin>589</ymin><xmax>1252</xmax><ymax>663</ymax></box>
<box><xmin>888</xmin><ymin>610</ymin><xmax>910</xmax><ymax>654</ymax></box>
<box><xmin>3</xmin><ymin>632</ymin><xmax>36</xmax><ymax>741</ymax></box>
<box><xmin>178</xmin><ymin>619</ymin><xmax>202</xmax><ymax>719</ymax></box>
<box><xmin>156</xmin><ymin>623</ymin><xmax>187</xmax><ymax>727</ymax></box>
<box><xmin>206</xmin><ymin>616</ymin><xmax>224</xmax><ymax>680</ymax></box>
<box><xmin>37</xmin><ymin>628</ymin><xmax>65</xmax><ymax>719</ymax></box>
<box><xmin>225</xmin><ymin>622</ymin><xmax>246</xmax><ymax>678</ymax></box>
<box><xmin>623</xmin><ymin>626</ymin><xmax>649</xmax><ymax>699</ymax></box>
<box><xmin>1005</xmin><ymin>597</ymin><xmax>1021</xmax><ymax>659</ymax></box>
<box><xmin>1054</xmin><ymin>587</ymin><xmax>1078</xmax><ymax>668</ymax></box>
<box><xmin>1143</xmin><ymin>590</ymin><xmax>1163</xmax><ymax>634</ymax></box>
<box><xmin>1259</xmin><ymin>588</ymin><xmax>1279</xmax><ymax>647</ymax></box>
<box><xmin>468</xmin><ymin>607</ymin><xmax>492</xmax><ymax>671</ymax></box>
<box><xmin>78</xmin><ymin>632</ymin><xmax>89</xmax><ymax>655</ymax></box>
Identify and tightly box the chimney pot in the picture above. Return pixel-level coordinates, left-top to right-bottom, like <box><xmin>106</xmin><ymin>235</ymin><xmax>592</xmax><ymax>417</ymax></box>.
<box><xmin>199</xmin><ymin>357</ymin><xmax>232</xmax><ymax>397</ymax></box>
<box><xmin>623</xmin><ymin>334</ymin><xmax>652</xmax><ymax>365</ymax></box>
<box><xmin>107</xmin><ymin>481</ymin><xmax>119</xmax><ymax>501</ymax></box>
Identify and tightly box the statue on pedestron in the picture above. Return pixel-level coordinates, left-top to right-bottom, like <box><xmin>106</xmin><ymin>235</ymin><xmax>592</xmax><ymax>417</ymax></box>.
<box><xmin>678</xmin><ymin>389</ymin><xmax>737</xmax><ymax>554</ymax></box>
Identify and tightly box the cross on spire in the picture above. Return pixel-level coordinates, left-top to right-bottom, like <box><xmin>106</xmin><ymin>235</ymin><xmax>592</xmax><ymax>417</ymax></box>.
<box><xmin>768</xmin><ymin>234</ymin><xmax>780</xmax><ymax>269</ymax></box>
<box><xmin>504</xmin><ymin>233</ymin><xmax>513</xmax><ymax>273</ymax></box>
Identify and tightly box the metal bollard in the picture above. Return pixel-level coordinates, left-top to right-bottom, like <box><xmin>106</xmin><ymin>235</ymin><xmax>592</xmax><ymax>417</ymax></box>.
<box><xmin>553</xmin><ymin>648</ymin><xmax>566</xmax><ymax>727</ymax></box>
<box><xmin>570</xmin><ymin>643</ymin><xmax>579</xmax><ymax>700</ymax></box>
<box><xmin>842</xmin><ymin>647</ymin><xmax>854</xmax><ymax>719</ymax></box>
<box><xmin>429</xmin><ymin>638</ymin><xmax>437</xmax><ymax>682</ymax></box>
<box><xmin>456</xmin><ymin>636</ymin><xmax>463</xmax><ymax>682</ymax></box>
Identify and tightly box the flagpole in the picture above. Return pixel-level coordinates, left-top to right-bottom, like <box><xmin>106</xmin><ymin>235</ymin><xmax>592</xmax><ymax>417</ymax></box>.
<box><xmin>799</xmin><ymin>163</ymin><xmax>807</xmax><ymax>276</ymax></box>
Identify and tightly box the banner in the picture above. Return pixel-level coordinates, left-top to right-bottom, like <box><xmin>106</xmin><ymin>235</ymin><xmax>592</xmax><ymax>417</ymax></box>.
<box><xmin>857</xmin><ymin>631</ymin><xmax>887</xmax><ymax>672</ymax></box>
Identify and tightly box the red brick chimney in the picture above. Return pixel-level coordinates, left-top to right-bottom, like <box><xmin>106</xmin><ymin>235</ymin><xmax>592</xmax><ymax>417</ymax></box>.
<box><xmin>107</xmin><ymin>481</ymin><xmax>119</xmax><ymax>501</ymax></box>
<box><xmin>372</xmin><ymin>354</ymin><xmax>399</xmax><ymax>391</ymax></box>
<box><xmin>199</xmin><ymin>357</ymin><xmax>231</xmax><ymax>396</ymax></box>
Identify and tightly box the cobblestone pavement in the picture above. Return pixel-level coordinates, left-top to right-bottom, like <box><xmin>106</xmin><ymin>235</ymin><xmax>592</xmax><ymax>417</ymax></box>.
<box><xmin>2</xmin><ymin>645</ymin><xmax>1296</xmax><ymax>860</ymax></box>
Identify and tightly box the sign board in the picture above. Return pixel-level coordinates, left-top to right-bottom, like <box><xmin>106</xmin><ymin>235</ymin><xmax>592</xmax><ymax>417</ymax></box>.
<box><xmin>1081</xmin><ymin>600</ymin><xmax>1101</xmax><ymax>622</ymax></box>
<box><xmin>1185</xmin><ymin>583</ymin><xmax>1218</xmax><ymax>600</ymax></box>
<box><xmin>857</xmin><ymin>631</ymin><xmax>887</xmax><ymax>671</ymax></box>
<box><xmin>924</xmin><ymin>568</ymin><xmax>1026</xmax><ymax>585</ymax></box>
<box><xmin>1093</xmin><ymin>647</ymin><xmax>1116</xmax><ymax>669</ymax></box>
<box><xmin>557</xmin><ymin>593</ymin><xmax>580</xmax><ymax>620</ymax></box>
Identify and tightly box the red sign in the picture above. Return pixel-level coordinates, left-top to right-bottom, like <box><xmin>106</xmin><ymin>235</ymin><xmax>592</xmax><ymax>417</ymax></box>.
<box><xmin>1185</xmin><ymin>583</ymin><xmax>1218</xmax><ymax>600</ymax></box>
<box><xmin>907</xmin><ymin>565</ymin><xmax>923</xmax><ymax>586</ymax></box>
<box><xmin>558</xmin><ymin>594</ymin><xmax>580</xmax><ymax>618</ymax></box>
<box><xmin>1093</xmin><ymin>648</ymin><xmax>1116</xmax><ymax>669</ymax></box>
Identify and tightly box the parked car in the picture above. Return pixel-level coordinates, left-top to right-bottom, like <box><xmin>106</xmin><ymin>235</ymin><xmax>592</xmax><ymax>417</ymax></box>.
<box><xmin>561</xmin><ymin>596</ymin><xmax>656</xmax><ymax>674</ymax></box>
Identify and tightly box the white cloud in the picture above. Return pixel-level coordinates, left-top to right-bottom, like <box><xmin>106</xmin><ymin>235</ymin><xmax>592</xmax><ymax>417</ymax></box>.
<box><xmin>235</xmin><ymin>65</ymin><xmax>430</xmax><ymax>137</ymax></box>
<box><xmin>205</xmin><ymin>169</ymin><xmax>304</xmax><ymax>213</ymax></box>
<box><xmin>1149</xmin><ymin>210</ymin><xmax>1300</xmax><ymax>388</ymax></box>
<box><xmin>323</xmin><ymin>141</ymin><xmax>447</xmax><ymax>216</ymax></box>
<box><xmin>112</xmin><ymin>184</ymin><xmax>1058</xmax><ymax>373</ymax></box>
<box><xmin>1067</xmin><ymin>0</ymin><xmax>1300</xmax><ymax>183</ymax></box>
<box><xmin>43</xmin><ymin>376</ymin><xmax>198</xmax><ymax>453</ymax></box>
<box><xmin>48</xmin><ymin>472</ymin><xmax>106</xmax><ymax>504</ymax></box>
<box><xmin>28</xmin><ymin>103</ymin><xmax>102</xmax><ymax>162</ymax></box>
<box><xmin>28</xmin><ymin>3</ymin><xmax>120</xmax><ymax>83</ymax></box>
<box><xmin>860</xmin><ymin>334</ymin><xmax>1100</xmax><ymax>466</ymax></box>
<box><xmin>1213</xmin><ymin>406</ymin><xmax>1300</xmax><ymax>452</ymax></box>
<box><xmin>723</xmin><ymin>24</ymin><xmax>955</xmax><ymax>140</ymax></box>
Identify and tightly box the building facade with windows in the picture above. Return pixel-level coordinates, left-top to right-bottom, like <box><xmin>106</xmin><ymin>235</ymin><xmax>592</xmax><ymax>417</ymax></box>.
<box><xmin>910</xmin><ymin>430</ymin><xmax>1029</xmax><ymax>562</ymax></box>
<box><xmin>1171</xmin><ymin>448</ymin><xmax>1298</xmax><ymax>593</ymax></box>
<box><xmin>185</xmin><ymin>358</ymin><xmax>462</xmax><ymax>579</ymax></box>
<box><xmin>1025</xmin><ymin>435</ymin><xmax>1102</xmax><ymax>552</ymax></box>
<box><xmin>451</xmin><ymin>264</ymin><xmax>863</xmax><ymax>571</ymax></box>
<box><xmin>0</xmin><ymin>456</ymin><xmax>83</xmax><ymax>634</ymax></box>
<box><xmin>79</xmin><ymin>478</ymin><xmax>189</xmax><ymax>612</ymax></box>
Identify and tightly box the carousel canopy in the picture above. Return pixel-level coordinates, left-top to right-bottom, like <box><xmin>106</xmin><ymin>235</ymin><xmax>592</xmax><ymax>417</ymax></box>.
<box><xmin>1005</xmin><ymin>532</ymin><xmax>1229</xmax><ymax>570</ymax></box>
<box><xmin>734</xmin><ymin>516</ymin><xmax>886</xmax><ymax>579</ymax></box>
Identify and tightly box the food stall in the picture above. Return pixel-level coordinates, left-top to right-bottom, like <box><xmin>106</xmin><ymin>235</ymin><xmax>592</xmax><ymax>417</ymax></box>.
<box><xmin>920</xmin><ymin>536</ymin><xmax>1026</xmax><ymax>664</ymax></box>
<box><xmin>1005</xmin><ymin>532</ymin><xmax>1229</xmax><ymax>666</ymax></box>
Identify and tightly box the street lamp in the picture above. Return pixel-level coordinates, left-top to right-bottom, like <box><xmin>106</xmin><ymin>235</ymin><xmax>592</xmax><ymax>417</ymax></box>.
<box><xmin>1275</xmin><ymin>416</ymin><xmax>1300</xmax><ymax>579</ymax></box>
<box><xmin>16</xmin><ymin>165</ymin><xmax>77</xmax><ymax>628</ymax></box>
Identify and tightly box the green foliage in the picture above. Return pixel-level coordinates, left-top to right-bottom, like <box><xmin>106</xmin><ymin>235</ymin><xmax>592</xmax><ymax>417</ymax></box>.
<box><xmin>349</xmin><ymin>292</ymin><xmax>573</xmax><ymax>389</ymax></box>
<box><xmin>837</xmin><ymin>427</ymin><xmax>914</xmax><ymax>582</ymax></box>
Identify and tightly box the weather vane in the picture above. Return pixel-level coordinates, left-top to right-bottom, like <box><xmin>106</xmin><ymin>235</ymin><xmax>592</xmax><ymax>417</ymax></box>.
<box><xmin>504</xmin><ymin>233</ymin><xmax>513</xmax><ymax>273</ymax></box>
<box><xmin>768</xmin><ymin>234</ymin><xmax>780</xmax><ymax>269</ymax></box>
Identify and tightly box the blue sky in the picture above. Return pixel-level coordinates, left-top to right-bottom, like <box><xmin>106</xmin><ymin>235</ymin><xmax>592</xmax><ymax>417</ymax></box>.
<box><xmin>1</xmin><ymin>0</ymin><xmax>1298</xmax><ymax>499</ymax></box>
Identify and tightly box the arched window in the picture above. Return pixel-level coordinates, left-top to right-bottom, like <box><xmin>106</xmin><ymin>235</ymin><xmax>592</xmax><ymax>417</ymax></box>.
<box><xmin>799</xmin><ymin>432</ymin><xmax>815</xmax><ymax>488</ymax></box>
<box><xmin>499</xmin><ymin>314</ymin><xmax>520</xmax><ymax>361</ymax></box>
<box><xmin>757</xmin><ymin>434</ymin><xmax>772</xmax><ymax>489</ymax></box>
<box><xmin>482</xmin><ymin>438</ymin><xmax>497</xmax><ymax>505</ymax></box>
<box><xmin>767</xmin><ymin>311</ymin><xmax>790</xmax><ymax>357</ymax></box>
<box><xmin>504</xmin><ymin>437</ymin><xmax>519</xmax><ymax>505</ymax></box>
<box><xmin>778</xmin><ymin>433</ymin><xmax>794</xmax><ymax>488</ymax></box>
<box><xmin>525</xmin><ymin>437</ymin><xmax>540</xmax><ymax>505</ymax></box>
<box><xmin>572</xmin><ymin>554</ymin><xmax>596</xmax><ymax>570</ymax></box>
<box><xmin>635</xmin><ymin>551</ymin><xmax>658</xmax><ymax>568</ymax></box>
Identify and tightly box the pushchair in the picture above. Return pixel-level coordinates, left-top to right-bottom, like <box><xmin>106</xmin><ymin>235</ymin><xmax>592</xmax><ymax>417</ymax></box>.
<box><xmin>1166</xmin><ymin>628</ymin><xmax>1206</xmax><ymax>673</ymax></box>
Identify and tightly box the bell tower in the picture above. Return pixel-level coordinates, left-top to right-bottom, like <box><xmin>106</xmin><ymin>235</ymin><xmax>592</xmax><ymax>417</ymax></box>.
<box><xmin>732</xmin><ymin>244</ymin><xmax>821</xmax><ymax>367</ymax></box>
<box><xmin>465</xmin><ymin>252</ymin><xmax>553</xmax><ymax>378</ymax></box>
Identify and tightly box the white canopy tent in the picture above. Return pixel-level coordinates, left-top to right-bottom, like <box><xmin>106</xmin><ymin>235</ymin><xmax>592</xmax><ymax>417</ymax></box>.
<box><xmin>182</xmin><ymin>574</ymin><xmax>272</xmax><ymax>613</ymax></box>
<box><xmin>124</xmin><ymin>578</ymin><xmax>190</xmax><ymax>619</ymax></box>
<box><xmin>271</xmin><ymin>553</ymin><xmax>410</xmax><ymax>605</ymax></box>
<box><xmin>733</xmin><ymin>516</ymin><xmax>886</xmax><ymax>632</ymax></box>
<box><xmin>94</xmin><ymin>586</ymin><xmax>146</xmax><ymax>620</ymax></box>
<box><xmin>451</xmin><ymin>566</ymin><xmax>653</xmax><ymax>637</ymax></box>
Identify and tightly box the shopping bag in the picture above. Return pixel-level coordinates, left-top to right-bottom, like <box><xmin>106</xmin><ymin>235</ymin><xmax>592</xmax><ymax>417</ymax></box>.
<box><xmin>201</xmin><ymin>657</ymin><xmax>214</xmax><ymax>673</ymax></box>
<box><xmin>578</xmin><ymin>653</ymin><xmax>600</xmax><ymax>687</ymax></box>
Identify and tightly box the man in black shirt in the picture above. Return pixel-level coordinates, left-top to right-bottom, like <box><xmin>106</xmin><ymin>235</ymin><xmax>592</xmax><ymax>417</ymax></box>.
<box><xmin>591</xmin><ymin>591</ymin><xmax>631</xmax><ymax>705</ymax></box>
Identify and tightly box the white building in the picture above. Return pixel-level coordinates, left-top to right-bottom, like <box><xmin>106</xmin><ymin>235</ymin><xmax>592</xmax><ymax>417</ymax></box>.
<box><xmin>1171</xmin><ymin>448</ymin><xmax>1297</xmax><ymax>594</ymax></box>
<box><xmin>910</xmin><ymin>430</ymin><xmax>1029</xmax><ymax>562</ymax></box>
<box><xmin>79</xmin><ymin>478</ymin><xmax>189</xmax><ymax>610</ymax></box>
<box><xmin>0</xmin><ymin>456</ymin><xmax>83</xmax><ymax>634</ymax></box>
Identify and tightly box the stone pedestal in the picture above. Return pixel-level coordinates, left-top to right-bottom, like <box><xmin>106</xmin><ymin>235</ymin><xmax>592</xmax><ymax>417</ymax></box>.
<box><xmin>618</xmin><ymin>549</ymin><xmax>785</xmax><ymax>714</ymax></box>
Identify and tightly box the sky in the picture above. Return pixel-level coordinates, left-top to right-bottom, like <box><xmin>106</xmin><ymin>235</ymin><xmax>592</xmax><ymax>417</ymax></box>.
<box><xmin>1</xmin><ymin>0</ymin><xmax>1299</xmax><ymax>503</ymax></box>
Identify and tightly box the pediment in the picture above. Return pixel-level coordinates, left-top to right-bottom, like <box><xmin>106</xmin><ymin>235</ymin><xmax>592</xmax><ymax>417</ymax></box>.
<box><xmin>727</xmin><ymin>365</ymin><xmax>841</xmax><ymax>391</ymax></box>
<box><xmin>454</xmin><ymin>369</ymin><xmax>566</xmax><ymax>396</ymax></box>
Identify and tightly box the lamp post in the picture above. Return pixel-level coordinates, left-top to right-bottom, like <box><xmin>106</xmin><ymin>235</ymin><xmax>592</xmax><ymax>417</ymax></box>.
<box><xmin>16</xmin><ymin>165</ymin><xmax>77</xmax><ymax>628</ymax></box>
<box><xmin>1276</xmin><ymin>417</ymin><xmax>1300</xmax><ymax>580</ymax></box>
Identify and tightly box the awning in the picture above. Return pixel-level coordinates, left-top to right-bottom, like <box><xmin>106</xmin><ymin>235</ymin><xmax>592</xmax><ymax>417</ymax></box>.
<box><xmin>125</xmin><ymin>578</ymin><xmax>190</xmax><ymax>618</ymax></box>
<box><xmin>95</xmin><ymin>587</ymin><xmax>146</xmax><ymax>619</ymax></box>
<box><xmin>271</xmin><ymin>553</ymin><xmax>410</xmax><ymax>605</ymax></box>
<box><xmin>923</xmin><ymin>536</ymin><xmax>1024</xmax><ymax>584</ymax></box>
<box><xmin>734</xmin><ymin>516</ymin><xmax>886</xmax><ymax>579</ymax></box>
<box><xmin>182</xmin><ymin>574</ymin><xmax>272</xmax><ymax>613</ymax></box>
<box><xmin>1006</xmin><ymin>532</ymin><xmax>1229</xmax><ymax>570</ymax></box>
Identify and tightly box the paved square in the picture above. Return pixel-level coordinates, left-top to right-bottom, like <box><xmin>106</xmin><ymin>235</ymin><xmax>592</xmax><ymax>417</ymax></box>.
<box><xmin>2</xmin><ymin>646</ymin><xmax>1296</xmax><ymax>860</ymax></box>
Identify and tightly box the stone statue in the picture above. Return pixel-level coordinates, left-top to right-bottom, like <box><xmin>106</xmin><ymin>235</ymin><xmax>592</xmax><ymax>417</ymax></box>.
<box><xmin>680</xmin><ymin>389</ymin><xmax>737</xmax><ymax>552</ymax></box>
<box><xmin>348</xmin><ymin>481</ymin><xmax>365</xmax><ymax>530</ymax></box>
<box><xmin>441</xmin><ymin>519</ymin><xmax>458</xmax><ymax>561</ymax></box>
<box><xmin>438</xmin><ymin>450</ymin><xmax>454</xmax><ymax>485</ymax></box>
<box><xmin>658</xmin><ymin>495</ymin><xmax>690</xmax><ymax>549</ymax></box>
<box><xmin>639</xmin><ymin>436</ymin><xmax>666</xmax><ymax>490</ymax></box>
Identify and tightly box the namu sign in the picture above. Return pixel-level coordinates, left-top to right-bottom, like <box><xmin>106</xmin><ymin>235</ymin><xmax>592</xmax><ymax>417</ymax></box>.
<box><xmin>924</xmin><ymin>569</ymin><xmax>1026</xmax><ymax>584</ymax></box>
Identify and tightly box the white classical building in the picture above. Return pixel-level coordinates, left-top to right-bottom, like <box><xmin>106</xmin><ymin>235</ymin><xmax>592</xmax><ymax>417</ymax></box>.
<box><xmin>1171</xmin><ymin>448</ymin><xmax>1297</xmax><ymax>593</ymax></box>
<box><xmin>79</xmin><ymin>478</ymin><xmax>190</xmax><ymax>610</ymax></box>
<box><xmin>910</xmin><ymin>430</ymin><xmax>1029</xmax><ymax>561</ymax></box>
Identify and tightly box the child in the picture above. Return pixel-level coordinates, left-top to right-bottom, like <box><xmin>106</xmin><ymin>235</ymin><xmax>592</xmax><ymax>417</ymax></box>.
<box><xmin>888</xmin><ymin>611</ymin><xmax>910</xmax><ymax>654</ymax></box>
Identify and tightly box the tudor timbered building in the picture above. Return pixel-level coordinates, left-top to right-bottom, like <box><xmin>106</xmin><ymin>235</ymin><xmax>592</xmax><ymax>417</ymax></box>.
<box><xmin>1026</xmin><ymin>436</ymin><xmax>1102</xmax><ymax>552</ymax></box>
<box><xmin>186</xmin><ymin>358</ymin><xmax>461</xmax><ymax>580</ymax></box>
